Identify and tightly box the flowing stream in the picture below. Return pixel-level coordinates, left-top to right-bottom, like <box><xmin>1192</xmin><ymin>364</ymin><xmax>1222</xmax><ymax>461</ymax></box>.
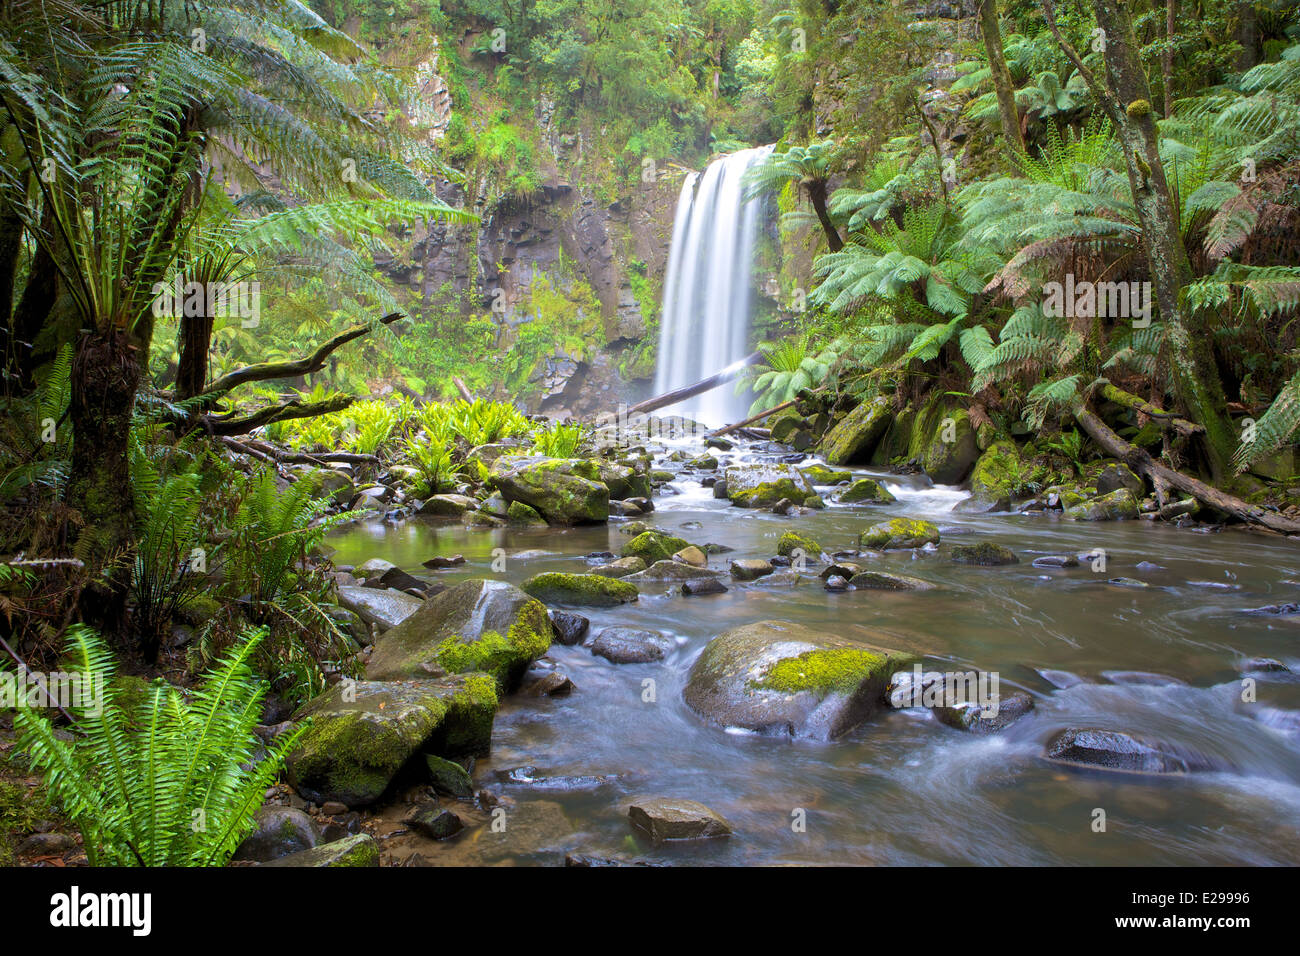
<box><xmin>653</xmin><ymin>146</ymin><xmax>773</xmax><ymax>426</ymax></box>
<box><xmin>328</xmin><ymin>439</ymin><xmax>1300</xmax><ymax>866</ymax></box>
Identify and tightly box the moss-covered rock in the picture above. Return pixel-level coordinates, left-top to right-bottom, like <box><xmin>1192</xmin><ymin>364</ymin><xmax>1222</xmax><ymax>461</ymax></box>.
<box><xmin>682</xmin><ymin>620</ymin><xmax>918</xmax><ymax>739</ymax></box>
<box><xmin>1094</xmin><ymin>462</ymin><xmax>1145</xmax><ymax>498</ymax></box>
<box><xmin>848</xmin><ymin>571</ymin><xmax>935</xmax><ymax>591</ymax></box>
<box><xmin>838</xmin><ymin>477</ymin><xmax>896</xmax><ymax>503</ymax></box>
<box><xmin>286</xmin><ymin>675</ymin><xmax>498</xmax><ymax>807</ymax></box>
<box><xmin>859</xmin><ymin>518</ymin><xmax>940</xmax><ymax>550</ymax></box>
<box><xmin>365</xmin><ymin>579</ymin><xmax>551</xmax><ymax>690</ymax></box>
<box><xmin>505</xmin><ymin>501</ymin><xmax>547</xmax><ymax>526</ymax></box>
<box><xmin>950</xmin><ymin>542</ymin><xmax>1019</xmax><ymax>566</ymax></box>
<box><xmin>723</xmin><ymin>464</ymin><xmax>816</xmax><ymax>508</ymax></box>
<box><xmin>801</xmin><ymin>464</ymin><xmax>852</xmax><ymax>485</ymax></box>
<box><xmin>1066</xmin><ymin>488</ymin><xmax>1139</xmax><ymax>521</ymax></box>
<box><xmin>262</xmin><ymin>833</ymin><xmax>380</xmax><ymax>868</ymax></box>
<box><xmin>966</xmin><ymin>440</ymin><xmax>1027</xmax><ymax>503</ymax></box>
<box><xmin>910</xmin><ymin>401</ymin><xmax>979</xmax><ymax>484</ymax></box>
<box><xmin>521</xmin><ymin>571</ymin><xmax>639</xmax><ymax>607</ymax></box>
<box><xmin>776</xmin><ymin>531</ymin><xmax>823</xmax><ymax>558</ymax></box>
<box><xmin>821</xmin><ymin>396</ymin><xmax>893</xmax><ymax>465</ymax></box>
<box><xmin>589</xmin><ymin>556</ymin><xmax>648</xmax><ymax>577</ymax></box>
<box><xmin>492</xmin><ymin>456</ymin><xmax>610</xmax><ymax>525</ymax></box>
<box><xmin>621</xmin><ymin>530</ymin><xmax>690</xmax><ymax>564</ymax></box>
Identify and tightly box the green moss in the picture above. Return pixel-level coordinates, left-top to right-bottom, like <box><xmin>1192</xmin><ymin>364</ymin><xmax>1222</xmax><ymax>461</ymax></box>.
<box><xmin>821</xmin><ymin>396</ymin><xmax>892</xmax><ymax>465</ymax></box>
<box><xmin>521</xmin><ymin>571</ymin><xmax>639</xmax><ymax>607</ymax></box>
<box><xmin>729</xmin><ymin>479</ymin><xmax>807</xmax><ymax>508</ymax></box>
<box><xmin>751</xmin><ymin>647</ymin><xmax>894</xmax><ymax>697</ymax></box>
<box><xmin>802</xmin><ymin>465</ymin><xmax>852</xmax><ymax>485</ymax></box>
<box><xmin>1126</xmin><ymin>98</ymin><xmax>1152</xmax><ymax>117</ymax></box>
<box><xmin>434</xmin><ymin>598</ymin><xmax>551</xmax><ymax>688</ymax></box>
<box><xmin>505</xmin><ymin>501</ymin><xmax>546</xmax><ymax>525</ymax></box>
<box><xmin>839</xmin><ymin>478</ymin><xmax>896</xmax><ymax>503</ymax></box>
<box><xmin>777</xmin><ymin>531</ymin><xmax>823</xmax><ymax>558</ymax></box>
<box><xmin>621</xmin><ymin>530</ymin><xmax>689</xmax><ymax>564</ymax></box>
<box><xmin>859</xmin><ymin>518</ymin><xmax>940</xmax><ymax>549</ymax></box>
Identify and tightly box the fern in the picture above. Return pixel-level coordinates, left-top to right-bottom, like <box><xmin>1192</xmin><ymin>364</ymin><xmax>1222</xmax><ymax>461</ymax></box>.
<box><xmin>15</xmin><ymin>625</ymin><xmax>306</xmax><ymax>866</ymax></box>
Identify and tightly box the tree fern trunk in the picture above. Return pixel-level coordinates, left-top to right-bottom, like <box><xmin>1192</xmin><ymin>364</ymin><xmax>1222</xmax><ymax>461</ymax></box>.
<box><xmin>806</xmin><ymin>179</ymin><xmax>843</xmax><ymax>251</ymax></box>
<box><xmin>1090</xmin><ymin>0</ymin><xmax>1237</xmax><ymax>479</ymax></box>
<box><xmin>978</xmin><ymin>0</ymin><xmax>1026</xmax><ymax>154</ymax></box>
<box><xmin>68</xmin><ymin>328</ymin><xmax>142</xmax><ymax>636</ymax></box>
<box><xmin>175</xmin><ymin>314</ymin><xmax>213</xmax><ymax>401</ymax></box>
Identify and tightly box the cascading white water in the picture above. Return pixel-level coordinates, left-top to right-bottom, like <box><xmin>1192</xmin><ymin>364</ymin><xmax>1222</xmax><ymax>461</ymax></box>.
<box><xmin>653</xmin><ymin>145</ymin><xmax>773</xmax><ymax>426</ymax></box>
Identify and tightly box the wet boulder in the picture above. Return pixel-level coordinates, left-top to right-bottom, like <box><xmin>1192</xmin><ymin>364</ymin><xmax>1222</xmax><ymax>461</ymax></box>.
<box><xmin>934</xmin><ymin>691</ymin><xmax>1035</xmax><ymax>734</ymax></box>
<box><xmin>337</xmin><ymin>585</ymin><xmax>423</xmax><ymax>633</ymax></box>
<box><xmin>683</xmin><ymin>620</ymin><xmax>918</xmax><ymax>740</ymax></box>
<box><xmin>521</xmin><ymin>571</ymin><xmax>639</xmax><ymax>607</ymax></box>
<box><xmin>802</xmin><ymin>464</ymin><xmax>852</xmax><ymax>485</ymax></box>
<box><xmin>628</xmin><ymin>798</ymin><xmax>732</xmax><ymax>842</ymax></box>
<box><xmin>723</xmin><ymin>464</ymin><xmax>816</xmax><ymax>508</ymax></box>
<box><xmin>548</xmin><ymin>610</ymin><xmax>590</xmax><ymax>645</ymax></box>
<box><xmin>776</xmin><ymin>531</ymin><xmax>823</xmax><ymax>559</ymax></box>
<box><xmin>1044</xmin><ymin>728</ymin><xmax>1216</xmax><ymax>774</ymax></box>
<box><xmin>859</xmin><ymin>518</ymin><xmax>940</xmax><ymax>550</ymax></box>
<box><xmin>950</xmin><ymin>542</ymin><xmax>1019</xmax><ymax>566</ymax></box>
<box><xmin>233</xmin><ymin>806</ymin><xmax>319</xmax><ymax>863</ymax></box>
<box><xmin>730</xmin><ymin>559</ymin><xmax>775</xmax><ymax>581</ymax></box>
<box><xmin>621</xmin><ymin>530</ymin><xmax>689</xmax><ymax>564</ymax></box>
<box><xmin>365</xmin><ymin>579</ymin><xmax>552</xmax><ymax>690</ymax></box>
<box><xmin>1066</xmin><ymin>489</ymin><xmax>1139</xmax><ymax>521</ymax></box>
<box><xmin>848</xmin><ymin>570</ymin><xmax>935</xmax><ymax>591</ymax></box>
<box><xmin>1094</xmin><ymin>462</ymin><xmax>1145</xmax><ymax>498</ymax></box>
<box><xmin>591</xmin><ymin>627</ymin><xmax>674</xmax><ymax>664</ymax></box>
<box><xmin>821</xmin><ymin>396</ymin><xmax>892</xmax><ymax>465</ymax></box>
<box><xmin>261</xmin><ymin>833</ymin><xmax>379</xmax><ymax>868</ymax></box>
<box><xmin>491</xmin><ymin>456</ymin><xmax>610</xmax><ymax>525</ymax></box>
<box><xmin>286</xmin><ymin>676</ymin><xmax>498</xmax><ymax>807</ymax></box>
<box><xmin>839</xmin><ymin>478</ymin><xmax>897</xmax><ymax>503</ymax></box>
<box><xmin>624</xmin><ymin>561</ymin><xmax>724</xmax><ymax>585</ymax></box>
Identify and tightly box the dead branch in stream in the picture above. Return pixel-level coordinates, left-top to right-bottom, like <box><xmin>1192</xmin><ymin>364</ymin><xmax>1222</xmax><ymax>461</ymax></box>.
<box><xmin>218</xmin><ymin>437</ymin><xmax>378</xmax><ymax>466</ymax></box>
<box><xmin>627</xmin><ymin>351</ymin><xmax>763</xmax><ymax>416</ymax></box>
<box><xmin>705</xmin><ymin>399</ymin><xmax>797</xmax><ymax>437</ymax></box>
<box><xmin>1072</xmin><ymin>404</ymin><xmax>1300</xmax><ymax>535</ymax></box>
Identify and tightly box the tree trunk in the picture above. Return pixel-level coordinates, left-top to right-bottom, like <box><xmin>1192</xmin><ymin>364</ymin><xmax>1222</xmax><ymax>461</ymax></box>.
<box><xmin>67</xmin><ymin>328</ymin><xmax>143</xmax><ymax>633</ymax></box>
<box><xmin>5</xmin><ymin>220</ymin><xmax>57</xmax><ymax>390</ymax></box>
<box><xmin>174</xmin><ymin>314</ymin><xmax>214</xmax><ymax>401</ymax></box>
<box><xmin>0</xmin><ymin>204</ymin><xmax>21</xmax><ymax>335</ymax></box>
<box><xmin>1162</xmin><ymin>0</ymin><xmax>1176</xmax><ymax>114</ymax></box>
<box><xmin>978</xmin><ymin>0</ymin><xmax>1026</xmax><ymax>153</ymax></box>
<box><xmin>1086</xmin><ymin>0</ymin><xmax>1237</xmax><ymax>478</ymax></box>
<box><xmin>806</xmin><ymin>179</ymin><xmax>844</xmax><ymax>251</ymax></box>
<box><xmin>1234</xmin><ymin>0</ymin><xmax>1260</xmax><ymax>72</ymax></box>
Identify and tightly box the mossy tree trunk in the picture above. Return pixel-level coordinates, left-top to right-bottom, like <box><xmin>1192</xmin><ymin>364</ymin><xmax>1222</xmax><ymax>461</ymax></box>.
<box><xmin>1042</xmin><ymin>0</ymin><xmax>1238</xmax><ymax>479</ymax></box>
<box><xmin>804</xmin><ymin>178</ymin><xmax>843</xmax><ymax>251</ymax></box>
<box><xmin>978</xmin><ymin>0</ymin><xmax>1026</xmax><ymax>154</ymax></box>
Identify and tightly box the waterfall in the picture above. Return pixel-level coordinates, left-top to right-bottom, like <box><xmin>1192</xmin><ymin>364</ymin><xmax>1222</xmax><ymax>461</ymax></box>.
<box><xmin>653</xmin><ymin>145</ymin><xmax>773</xmax><ymax>426</ymax></box>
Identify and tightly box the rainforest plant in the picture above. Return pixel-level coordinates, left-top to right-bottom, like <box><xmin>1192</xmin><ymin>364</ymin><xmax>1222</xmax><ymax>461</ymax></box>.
<box><xmin>14</xmin><ymin>625</ymin><xmax>306</xmax><ymax>866</ymax></box>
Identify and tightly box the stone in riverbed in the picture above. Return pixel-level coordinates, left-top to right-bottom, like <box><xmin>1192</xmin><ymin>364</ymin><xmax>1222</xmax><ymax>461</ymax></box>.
<box><xmin>405</xmin><ymin>806</ymin><xmax>464</xmax><ymax>841</ymax></box>
<box><xmin>356</xmin><ymin>558</ymin><xmax>396</xmax><ymax>578</ymax></box>
<box><xmin>589</xmin><ymin>556</ymin><xmax>647</xmax><ymax>578</ymax></box>
<box><xmin>523</xmin><ymin>572</ymin><xmax>639</xmax><ymax>607</ymax></box>
<box><xmin>591</xmin><ymin>628</ymin><xmax>672</xmax><ymax>664</ymax></box>
<box><xmin>1066</xmin><ymin>488</ymin><xmax>1139</xmax><ymax>521</ymax></box>
<box><xmin>286</xmin><ymin>676</ymin><xmax>498</xmax><ymax>807</ymax></box>
<box><xmin>821</xmin><ymin>396</ymin><xmax>892</xmax><ymax>465</ymax></box>
<box><xmin>621</xmin><ymin>530</ymin><xmax>689</xmax><ymax>564</ymax></box>
<box><xmin>425</xmin><ymin>754</ymin><xmax>474</xmax><ymax>797</ymax></box>
<box><xmin>683</xmin><ymin>578</ymin><xmax>728</xmax><ymax>596</ymax></box>
<box><xmin>802</xmin><ymin>464</ymin><xmax>852</xmax><ymax>485</ymax></box>
<box><xmin>365</xmin><ymin>579</ymin><xmax>552</xmax><ymax>690</ymax></box>
<box><xmin>950</xmin><ymin>542</ymin><xmax>1019</xmax><ymax>566</ymax></box>
<box><xmin>730</xmin><ymin>559</ymin><xmax>774</xmax><ymax>581</ymax></box>
<box><xmin>1044</xmin><ymin>728</ymin><xmax>1215</xmax><ymax>774</ymax></box>
<box><xmin>548</xmin><ymin>610</ymin><xmax>590</xmax><ymax>646</ymax></box>
<box><xmin>934</xmin><ymin>691</ymin><xmax>1034</xmax><ymax>734</ymax></box>
<box><xmin>776</xmin><ymin>531</ymin><xmax>823</xmax><ymax>559</ymax></box>
<box><xmin>672</xmin><ymin>545</ymin><xmax>708</xmax><ymax>567</ymax></box>
<box><xmin>261</xmin><ymin>833</ymin><xmax>379</xmax><ymax>868</ymax></box>
<box><xmin>848</xmin><ymin>571</ymin><xmax>934</xmax><ymax>591</ymax></box>
<box><xmin>624</xmin><ymin>560</ymin><xmax>723</xmax><ymax>585</ymax></box>
<box><xmin>683</xmin><ymin>620</ymin><xmax>918</xmax><ymax>740</ymax></box>
<box><xmin>1094</xmin><ymin>462</ymin><xmax>1145</xmax><ymax>498</ymax></box>
<box><xmin>628</xmin><ymin>798</ymin><xmax>731</xmax><ymax>842</ymax></box>
<box><xmin>839</xmin><ymin>478</ymin><xmax>897</xmax><ymax>503</ymax></box>
<box><xmin>491</xmin><ymin>456</ymin><xmax>610</xmax><ymax>525</ymax></box>
<box><xmin>1031</xmin><ymin>555</ymin><xmax>1078</xmax><ymax>569</ymax></box>
<box><xmin>422</xmin><ymin>554</ymin><xmax>466</xmax><ymax>569</ymax></box>
<box><xmin>337</xmin><ymin>585</ymin><xmax>423</xmax><ymax>633</ymax></box>
<box><xmin>723</xmin><ymin>463</ymin><xmax>816</xmax><ymax>508</ymax></box>
<box><xmin>859</xmin><ymin>518</ymin><xmax>940</xmax><ymax>550</ymax></box>
<box><xmin>232</xmin><ymin>806</ymin><xmax>319</xmax><ymax>862</ymax></box>
<box><xmin>420</xmin><ymin>494</ymin><xmax>478</xmax><ymax>517</ymax></box>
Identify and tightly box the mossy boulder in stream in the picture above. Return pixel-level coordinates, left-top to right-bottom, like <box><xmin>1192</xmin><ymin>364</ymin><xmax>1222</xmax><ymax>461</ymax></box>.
<box><xmin>286</xmin><ymin>675</ymin><xmax>498</xmax><ymax>807</ymax></box>
<box><xmin>621</xmin><ymin>530</ymin><xmax>689</xmax><ymax>564</ymax></box>
<box><xmin>958</xmin><ymin>440</ymin><xmax>1024</xmax><ymax>512</ymax></box>
<box><xmin>1065</xmin><ymin>488</ymin><xmax>1139</xmax><ymax>521</ymax></box>
<box><xmin>365</xmin><ymin>579</ymin><xmax>552</xmax><ymax>690</ymax></box>
<box><xmin>521</xmin><ymin>571</ymin><xmax>639</xmax><ymax>607</ymax></box>
<box><xmin>491</xmin><ymin>456</ymin><xmax>610</xmax><ymax>525</ymax></box>
<box><xmin>859</xmin><ymin>518</ymin><xmax>940</xmax><ymax>550</ymax></box>
<box><xmin>776</xmin><ymin>531</ymin><xmax>823</xmax><ymax>558</ymax></box>
<box><xmin>683</xmin><ymin>620</ymin><xmax>918</xmax><ymax>740</ymax></box>
<box><xmin>821</xmin><ymin>396</ymin><xmax>892</xmax><ymax>465</ymax></box>
<box><xmin>723</xmin><ymin>464</ymin><xmax>815</xmax><ymax>508</ymax></box>
<box><xmin>839</xmin><ymin>478</ymin><xmax>896</xmax><ymax>503</ymax></box>
<box><xmin>802</xmin><ymin>464</ymin><xmax>852</xmax><ymax>485</ymax></box>
<box><xmin>909</xmin><ymin>401</ymin><xmax>979</xmax><ymax>484</ymax></box>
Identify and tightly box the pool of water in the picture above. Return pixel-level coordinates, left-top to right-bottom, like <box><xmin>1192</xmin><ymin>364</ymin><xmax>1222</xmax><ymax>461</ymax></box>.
<box><xmin>327</xmin><ymin>443</ymin><xmax>1300</xmax><ymax>866</ymax></box>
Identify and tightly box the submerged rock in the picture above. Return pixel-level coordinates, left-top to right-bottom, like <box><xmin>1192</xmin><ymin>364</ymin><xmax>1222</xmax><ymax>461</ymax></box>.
<box><xmin>366</xmin><ymin>579</ymin><xmax>551</xmax><ymax>690</ymax></box>
<box><xmin>859</xmin><ymin>518</ymin><xmax>940</xmax><ymax>550</ymax></box>
<box><xmin>628</xmin><ymin>797</ymin><xmax>732</xmax><ymax>842</ymax></box>
<box><xmin>683</xmin><ymin>620</ymin><xmax>918</xmax><ymax>740</ymax></box>
<box><xmin>1031</xmin><ymin>555</ymin><xmax>1079</xmax><ymax>569</ymax></box>
<box><xmin>723</xmin><ymin>463</ymin><xmax>816</xmax><ymax>508</ymax></box>
<box><xmin>286</xmin><ymin>676</ymin><xmax>497</xmax><ymax>807</ymax></box>
<box><xmin>950</xmin><ymin>542</ymin><xmax>1019</xmax><ymax>566</ymax></box>
<box><xmin>522</xmin><ymin>571</ymin><xmax>639</xmax><ymax>607</ymax></box>
<box><xmin>591</xmin><ymin>627</ymin><xmax>673</xmax><ymax>664</ymax></box>
<box><xmin>1044</xmin><ymin>728</ymin><xmax>1216</xmax><ymax>774</ymax></box>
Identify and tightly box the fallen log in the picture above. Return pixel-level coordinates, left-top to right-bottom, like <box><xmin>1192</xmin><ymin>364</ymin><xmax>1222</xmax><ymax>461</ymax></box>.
<box><xmin>626</xmin><ymin>351</ymin><xmax>763</xmax><ymax>417</ymax></box>
<box><xmin>1098</xmin><ymin>382</ymin><xmax>1204</xmax><ymax>439</ymax></box>
<box><xmin>705</xmin><ymin>399</ymin><xmax>797</xmax><ymax>438</ymax></box>
<box><xmin>452</xmin><ymin>376</ymin><xmax>475</xmax><ymax>402</ymax></box>
<box><xmin>1072</xmin><ymin>404</ymin><xmax>1300</xmax><ymax>535</ymax></box>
